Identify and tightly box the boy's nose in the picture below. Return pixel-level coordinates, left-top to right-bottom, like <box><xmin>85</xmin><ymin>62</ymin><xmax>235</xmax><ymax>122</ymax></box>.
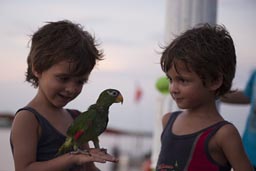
<box><xmin>170</xmin><ymin>82</ymin><xmax>178</xmax><ymax>94</ymax></box>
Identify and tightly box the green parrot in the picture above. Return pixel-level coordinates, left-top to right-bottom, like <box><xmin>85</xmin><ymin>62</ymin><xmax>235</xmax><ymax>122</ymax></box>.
<box><xmin>57</xmin><ymin>88</ymin><xmax>123</xmax><ymax>155</ymax></box>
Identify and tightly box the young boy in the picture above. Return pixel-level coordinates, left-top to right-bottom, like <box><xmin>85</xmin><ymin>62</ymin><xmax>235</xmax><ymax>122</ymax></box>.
<box><xmin>10</xmin><ymin>20</ymin><xmax>117</xmax><ymax>171</ymax></box>
<box><xmin>156</xmin><ymin>23</ymin><xmax>253</xmax><ymax>171</ymax></box>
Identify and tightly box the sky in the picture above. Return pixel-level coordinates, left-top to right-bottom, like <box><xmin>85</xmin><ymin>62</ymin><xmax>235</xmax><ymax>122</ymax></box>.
<box><xmin>0</xmin><ymin>0</ymin><xmax>256</xmax><ymax>133</ymax></box>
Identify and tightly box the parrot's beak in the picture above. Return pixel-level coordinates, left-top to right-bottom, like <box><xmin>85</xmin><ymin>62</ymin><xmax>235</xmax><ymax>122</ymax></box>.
<box><xmin>116</xmin><ymin>94</ymin><xmax>124</xmax><ymax>104</ymax></box>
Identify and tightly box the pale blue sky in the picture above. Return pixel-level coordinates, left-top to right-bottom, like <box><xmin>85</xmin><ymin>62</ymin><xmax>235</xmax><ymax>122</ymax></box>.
<box><xmin>0</xmin><ymin>0</ymin><xmax>255</xmax><ymax>132</ymax></box>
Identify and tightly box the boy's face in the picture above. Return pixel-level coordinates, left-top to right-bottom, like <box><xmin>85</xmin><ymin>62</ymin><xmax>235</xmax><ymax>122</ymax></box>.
<box><xmin>34</xmin><ymin>60</ymin><xmax>89</xmax><ymax>108</ymax></box>
<box><xmin>166</xmin><ymin>60</ymin><xmax>215</xmax><ymax>110</ymax></box>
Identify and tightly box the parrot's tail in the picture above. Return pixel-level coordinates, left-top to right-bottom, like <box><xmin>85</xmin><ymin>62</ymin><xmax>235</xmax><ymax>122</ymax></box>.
<box><xmin>56</xmin><ymin>137</ymin><xmax>73</xmax><ymax>156</ymax></box>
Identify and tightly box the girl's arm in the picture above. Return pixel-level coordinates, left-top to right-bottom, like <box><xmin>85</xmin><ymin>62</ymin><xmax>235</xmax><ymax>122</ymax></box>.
<box><xmin>78</xmin><ymin>143</ymin><xmax>118</xmax><ymax>171</ymax></box>
<box><xmin>217</xmin><ymin>124</ymin><xmax>254</xmax><ymax>171</ymax></box>
<box><xmin>11</xmin><ymin>110</ymin><xmax>115</xmax><ymax>171</ymax></box>
<box><xmin>70</xmin><ymin>148</ymin><xmax>118</xmax><ymax>171</ymax></box>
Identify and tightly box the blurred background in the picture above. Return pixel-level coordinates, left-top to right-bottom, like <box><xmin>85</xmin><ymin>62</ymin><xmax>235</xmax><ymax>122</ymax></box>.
<box><xmin>0</xmin><ymin>0</ymin><xmax>255</xmax><ymax>170</ymax></box>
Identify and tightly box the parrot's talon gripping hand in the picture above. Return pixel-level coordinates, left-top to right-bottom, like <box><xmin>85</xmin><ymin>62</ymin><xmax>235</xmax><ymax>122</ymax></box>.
<box><xmin>69</xmin><ymin>149</ymin><xmax>91</xmax><ymax>156</ymax></box>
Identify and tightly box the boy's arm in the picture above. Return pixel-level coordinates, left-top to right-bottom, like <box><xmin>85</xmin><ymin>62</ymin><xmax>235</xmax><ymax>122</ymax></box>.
<box><xmin>220</xmin><ymin>91</ymin><xmax>250</xmax><ymax>104</ymax></box>
<box><xmin>217</xmin><ymin>124</ymin><xmax>254</xmax><ymax>171</ymax></box>
<box><xmin>162</xmin><ymin>113</ymin><xmax>171</xmax><ymax>129</ymax></box>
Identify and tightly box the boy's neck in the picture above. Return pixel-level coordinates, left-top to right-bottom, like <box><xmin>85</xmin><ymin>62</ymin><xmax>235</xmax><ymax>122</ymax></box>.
<box><xmin>185</xmin><ymin>101</ymin><xmax>221</xmax><ymax>119</ymax></box>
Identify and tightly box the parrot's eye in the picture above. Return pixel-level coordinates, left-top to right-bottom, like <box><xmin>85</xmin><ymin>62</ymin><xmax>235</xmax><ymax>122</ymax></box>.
<box><xmin>107</xmin><ymin>90</ymin><xmax>118</xmax><ymax>97</ymax></box>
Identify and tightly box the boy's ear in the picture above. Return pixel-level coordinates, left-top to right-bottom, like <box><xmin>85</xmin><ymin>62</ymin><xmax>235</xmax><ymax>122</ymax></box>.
<box><xmin>209</xmin><ymin>75</ymin><xmax>223</xmax><ymax>91</ymax></box>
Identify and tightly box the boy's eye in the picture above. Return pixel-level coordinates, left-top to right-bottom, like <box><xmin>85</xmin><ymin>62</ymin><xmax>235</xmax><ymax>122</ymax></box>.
<box><xmin>179</xmin><ymin>78</ymin><xmax>185</xmax><ymax>82</ymax></box>
<box><xmin>167</xmin><ymin>77</ymin><xmax>173</xmax><ymax>83</ymax></box>
<box><xmin>178</xmin><ymin>78</ymin><xmax>189</xmax><ymax>84</ymax></box>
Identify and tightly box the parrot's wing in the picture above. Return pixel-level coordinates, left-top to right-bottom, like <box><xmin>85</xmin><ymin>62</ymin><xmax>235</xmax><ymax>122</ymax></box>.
<box><xmin>66</xmin><ymin>107</ymin><xmax>97</xmax><ymax>137</ymax></box>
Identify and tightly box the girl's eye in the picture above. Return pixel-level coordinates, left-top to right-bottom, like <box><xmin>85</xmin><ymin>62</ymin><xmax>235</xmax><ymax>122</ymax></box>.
<box><xmin>77</xmin><ymin>79</ymin><xmax>87</xmax><ymax>85</ymax></box>
<box><xmin>57</xmin><ymin>76</ymin><xmax>69</xmax><ymax>82</ymax></box>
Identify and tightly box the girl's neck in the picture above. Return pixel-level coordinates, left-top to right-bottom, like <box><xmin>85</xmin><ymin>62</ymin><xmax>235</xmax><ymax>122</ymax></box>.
<box><xmin>28</xmin><ymin>94</ymin><xmax>64</xmax><ymax>116</ymax></box>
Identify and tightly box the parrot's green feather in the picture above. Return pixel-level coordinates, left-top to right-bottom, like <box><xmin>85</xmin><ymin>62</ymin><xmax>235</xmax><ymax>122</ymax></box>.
<box><xmin>57</xmin><ymin>89</ymin><xmax>123</xmax><ymax>155</ymax></box>
<box><xmin>66</xmin><ymin>109</ymin><xmax>95</xmax><ymax>136</ymax></box>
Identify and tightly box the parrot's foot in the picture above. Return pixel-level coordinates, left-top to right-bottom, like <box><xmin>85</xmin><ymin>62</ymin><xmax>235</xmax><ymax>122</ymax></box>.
<box><xmin>69</xmin><ymin>149</ymin><xmax>91</xmax><ymax>156</ymax></box>
<box><xmin>100</xmin><ymin>148</ymin><xmax>107</xmax><ymax>154</ymax></box>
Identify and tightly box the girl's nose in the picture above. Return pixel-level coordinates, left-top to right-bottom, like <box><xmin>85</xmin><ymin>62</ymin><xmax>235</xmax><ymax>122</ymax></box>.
<box><xmin>65</xmin><ymin>87</ymin><xmax>75</xmax><ymax>95</ymax></box>
<box><xmin>65</xmin><ymin>83</ymin><xmax>79</xmax><ymax>95</ymax></box>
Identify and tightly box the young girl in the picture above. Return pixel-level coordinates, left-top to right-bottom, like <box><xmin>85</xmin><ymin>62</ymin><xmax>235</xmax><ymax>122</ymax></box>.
<box><xmin>10</xmin><ymin>20</ymin><xmax>117</xmax><ymax>171</ymax></box>
<box><xmin>156</xmin><ymin>24</ymin><xmax>253</xmax><ymax>171</ymax></box>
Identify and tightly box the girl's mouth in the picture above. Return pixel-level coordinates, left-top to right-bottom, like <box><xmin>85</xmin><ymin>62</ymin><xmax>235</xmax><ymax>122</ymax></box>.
<box><xmin>58</xmin><ymin>93</ymin><xmax>73</xmax><ymax>101</ymax></box>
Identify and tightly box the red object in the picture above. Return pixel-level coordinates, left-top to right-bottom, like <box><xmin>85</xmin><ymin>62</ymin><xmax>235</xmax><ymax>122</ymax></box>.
<box><xmin>74</xmin><ymin>130</ymin><xmax>84</xmax><ymax>140</ymax></box>
<box><xmin>134</xmin><ymin>85</ymin><xmax>143</xmax><ymax>103</ymax></box>
<box><xmin>187</xmin><ymin>128</ymin><xmax>218</xmax><ymax>171</ymax></box>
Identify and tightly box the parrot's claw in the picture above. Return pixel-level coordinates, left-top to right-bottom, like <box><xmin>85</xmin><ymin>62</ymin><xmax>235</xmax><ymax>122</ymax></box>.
<box><xmin>100</xmin><ymin>148</ymin><xmax>107</xmax><ymax>154</ymax></box>
<box><xmin>69</xmin><ymin>149</ymin><xmax>91</xmax><ymax>156</ymax></box>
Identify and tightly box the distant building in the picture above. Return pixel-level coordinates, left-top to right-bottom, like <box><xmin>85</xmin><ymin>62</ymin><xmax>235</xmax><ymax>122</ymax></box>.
<box><xmin>0</xmin><ymin>112</ymin><xmax>14</xmax><ymax>127</ymax></box>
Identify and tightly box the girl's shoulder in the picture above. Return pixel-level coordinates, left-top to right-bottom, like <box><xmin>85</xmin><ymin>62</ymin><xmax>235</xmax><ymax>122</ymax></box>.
<box><xmin>11</xmin><ymin>108</ymin><xmax>40</xmax><ymax>147</ymax></box>
<box><xmin>66</xmin><ymin>109</ymin><xmax>81</xmax><ymax>119</ymax></box>
<box><xmin>13</xmin><ymin>107</ymin><xmax>39</xmax><ymax>126</ymax></box>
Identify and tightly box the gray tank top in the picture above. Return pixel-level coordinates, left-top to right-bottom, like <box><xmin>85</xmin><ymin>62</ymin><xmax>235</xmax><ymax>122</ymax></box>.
<box><xmin>10</xmin><ymin>106</ymin><xmax>79</xmax><ymax>161</ymax></box>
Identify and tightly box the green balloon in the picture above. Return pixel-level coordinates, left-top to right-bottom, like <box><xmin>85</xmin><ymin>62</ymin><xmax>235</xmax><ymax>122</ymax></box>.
<box><xmin>155</xmin><ymin>76</ymin><xmax>169</xmax><ymax>95</ymax></box>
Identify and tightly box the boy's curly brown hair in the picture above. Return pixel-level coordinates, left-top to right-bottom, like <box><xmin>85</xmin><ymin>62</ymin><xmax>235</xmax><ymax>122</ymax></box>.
<box><xmin>160</xmin><ymin>23</ymin><xmax>236</xmax><ymax>97</ymax></box>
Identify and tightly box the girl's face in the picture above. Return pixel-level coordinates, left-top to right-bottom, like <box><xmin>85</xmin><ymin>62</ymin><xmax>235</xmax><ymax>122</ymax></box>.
<box><xmin>34</xmin><ymin>60</ymin><xmax>89</xmax><ymax>108</ymax></box>
<box><xmin>166</xmin><ymin>60</ymin><xmax>214</xmax><ymax>110</ymax></box>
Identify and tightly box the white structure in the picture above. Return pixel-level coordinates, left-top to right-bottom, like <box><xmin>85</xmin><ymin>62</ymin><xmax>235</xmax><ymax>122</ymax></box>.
<box><xmin>151</xmin><ymin>0</ymin><xmax>217</xmax><ymax>169</ymax></box>
<box><xmin>165</xmin><ymin>0</ymin><xmax>217</xmax><ymax>43</ymax></box>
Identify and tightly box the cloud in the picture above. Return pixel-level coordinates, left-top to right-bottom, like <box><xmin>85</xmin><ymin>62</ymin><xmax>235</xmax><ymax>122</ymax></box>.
<box><xmin>0</xmin><ymin>0</ymin><xmax>255</xmax><ymax>133</ymax></box>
